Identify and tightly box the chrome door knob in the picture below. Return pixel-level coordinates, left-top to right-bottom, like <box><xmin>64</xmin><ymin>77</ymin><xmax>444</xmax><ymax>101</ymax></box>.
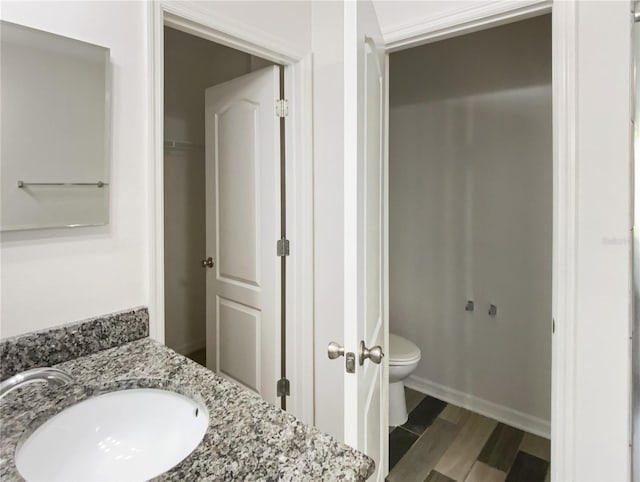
<box><xmin>201</xmin><ymin>257</ymin><xmax>214</xmax><ymax>268</ymax></box>
<box><xmin>327</xmin><ymin>341</ymin><xmax>345</xmax><ymax>360</ymax></box>
<box><xmin>359</xmin><ymin>340</ymin><xmax>384</xmax><ymax>366</ymax></box>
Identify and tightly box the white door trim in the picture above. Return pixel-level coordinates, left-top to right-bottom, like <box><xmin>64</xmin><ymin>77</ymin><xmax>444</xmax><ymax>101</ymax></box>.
<box><xmin>382</xmin><ymin>0</ymin><xmax>551</xmax><ymax>52</ymax></box>
<box><xmin>147</xmin><ymin>1</ymin><xmax>314</xmax><ymax>425</ymax></box>
<box><xmin>549</xmin><ymin>3</ymin><xmax>578</xmax><ymax>479</ymax></box>
<box><xmin>382</xmin><ymin>1</ymin><xmax>577</xmax><ymax>480</ymax></box>
<box><xmin>382</xmin><ymin>52</ymin><xmax>390</xmax><ymax>476</ymax></box>
<box><xmin>160</xmin><ymin>1</ymin><xmax>304</xmax><ymax>64</ymax></box>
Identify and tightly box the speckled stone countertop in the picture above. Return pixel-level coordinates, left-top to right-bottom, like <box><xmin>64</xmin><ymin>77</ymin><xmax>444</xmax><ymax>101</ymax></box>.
<box><xmin>0</xmin><ymin>307</ymin><xmax>149</xmax><ymax>381</ymax></box>
<box><xmin>0</xmin><ymin>338</ymin><xmax>374</xmax><ymax>481</ymax></box>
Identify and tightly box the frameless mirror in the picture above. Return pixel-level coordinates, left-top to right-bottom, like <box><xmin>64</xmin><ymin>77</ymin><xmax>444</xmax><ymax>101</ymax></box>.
<box><xmin>0</xmin><ymin>21</ymin><xmax>110</xmax><ymax>231</ymax></box>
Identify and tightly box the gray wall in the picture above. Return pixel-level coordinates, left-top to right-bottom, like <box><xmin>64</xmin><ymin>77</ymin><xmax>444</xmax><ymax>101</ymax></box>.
<box><xmin>163</xmin><ymin>27</ymin><xmax>271</xmax><ymax>354</ymax></box>
<box><xmin>389</xmin><ymin>15</ymin><xmax>552</xmax><ymax>422</ymax></box>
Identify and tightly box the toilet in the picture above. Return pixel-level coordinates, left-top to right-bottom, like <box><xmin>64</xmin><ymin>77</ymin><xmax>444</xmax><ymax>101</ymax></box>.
<box><xmin>389</xmin><ymin>333</ymin><xmax>422</xmax><ymax>427</ymax></box>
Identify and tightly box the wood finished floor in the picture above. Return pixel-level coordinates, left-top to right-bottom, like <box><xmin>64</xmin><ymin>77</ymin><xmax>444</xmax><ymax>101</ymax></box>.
<box><xmin>388</xmin><ymin>388</ymin><xmax>550</xmax><ymax>482</ymax></box>
<box><xmin>185</xmin><ymin>348</ymin><xmax>206</xmax><ymax>366</ymax></box>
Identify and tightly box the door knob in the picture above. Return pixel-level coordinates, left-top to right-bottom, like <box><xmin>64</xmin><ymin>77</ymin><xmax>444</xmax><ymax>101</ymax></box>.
<box><xmin>359</xmin><ymin>340</ymin><xmax>384</xmax><ymax>366</ymax></box>
<box><xmin>327</xmin><ymin>341</ymin><xmax>345</xmax><ymax>359</ymax></box>
<box><xmin>201</xmin><ymin>257</ymin><xmax>214</xmax><ymax>268</ymax></box>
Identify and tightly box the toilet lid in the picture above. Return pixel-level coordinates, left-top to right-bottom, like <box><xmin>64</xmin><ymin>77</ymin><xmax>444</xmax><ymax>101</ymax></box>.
<box><xmin>389</xmin><ymin>334</ymin><xmax>421</xmax><ymax>365</ymax></box>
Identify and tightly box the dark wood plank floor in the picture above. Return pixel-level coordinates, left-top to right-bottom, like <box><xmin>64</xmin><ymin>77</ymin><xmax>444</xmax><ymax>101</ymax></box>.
<box><xmin>388</xmin><ymin>388</ymin><xmax>550</xmax><ymax>482</ymax></box>
<box><xmin>185</xmin><ymin>347</ymin><xmax>206</xmax><ymax>366</ymax></box>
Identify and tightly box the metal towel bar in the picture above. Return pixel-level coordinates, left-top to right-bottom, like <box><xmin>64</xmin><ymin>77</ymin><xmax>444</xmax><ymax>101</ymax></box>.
<box><xmin>17</xmin><ymin>180</ymin><xmax>108</xmax><ymax>188</ymax></box>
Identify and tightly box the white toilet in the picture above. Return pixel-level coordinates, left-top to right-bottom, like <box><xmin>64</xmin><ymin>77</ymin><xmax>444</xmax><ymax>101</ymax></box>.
<box><xmin>389</xmin><ymin>333</ymin><xmax>422</xmax><ymax>427</ymax></box>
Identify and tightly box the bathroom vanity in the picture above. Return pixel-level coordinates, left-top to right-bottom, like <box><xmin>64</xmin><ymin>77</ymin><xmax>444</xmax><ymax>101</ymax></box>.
<box><xmin>0</xmin><ymin>309</ymin><xmax>374</xmax><ymax>481</ymax></box>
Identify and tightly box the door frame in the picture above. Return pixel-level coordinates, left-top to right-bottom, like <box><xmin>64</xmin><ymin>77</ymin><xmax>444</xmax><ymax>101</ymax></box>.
<box><xmin>146</xmin><ymin>0</ymin><xmax>314</xmax><ymax>425</ymax></box>
<box><xmin>381</xmin><ymin>1</ymin><xmax>577</xmax><ymax>480</ymax></box>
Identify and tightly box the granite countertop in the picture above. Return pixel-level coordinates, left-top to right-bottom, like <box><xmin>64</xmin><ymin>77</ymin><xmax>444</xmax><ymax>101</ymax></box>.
<box><xmin>0</xmin><ymin>338</ymin><xmax>374</xmax><ymax>481</ymax></box>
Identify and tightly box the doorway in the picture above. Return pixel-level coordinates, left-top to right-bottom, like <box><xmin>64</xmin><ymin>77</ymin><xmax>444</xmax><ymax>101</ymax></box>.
<box><xmin>162</xmin><ymin>26</ymin><xmax>284</xmax><ymax>407</ymax></box>
<box><xmin>385</xmin><ymin>14</ymin><xmax>553</xmax><ymax>481</ymax></box>
<box><xmin>149</xmin><ymin>3</ymin><xmax>315</xmax><ymax>425</ymax></box>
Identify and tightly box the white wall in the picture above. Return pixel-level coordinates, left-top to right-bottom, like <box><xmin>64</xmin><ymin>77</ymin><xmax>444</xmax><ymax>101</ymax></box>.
<box><xmin>389</xmin><ymin>15</ymin><xmax>552</xmax><ymax>427</ymax></box>
<box><xmin>0</xmin><ymin>0</ymin><xmax>312</xmax><ymax>341</ymax></box>
<box><xmin>573</xmin><ymin>2</ymin><xmax>631</xmax><ymax>479</ymax></box>
<box><xmin>0</xmin><ymin>1</ymin><xmax>148</xmax><ymax>338</ymax></box>
<box><xmin>312</xmin><ymin>1</ymin><xmax>346</xmax><ymax>440</ymax></box>
<box><xmin>163</xmin><ymin>27</ymin><xmax>267</xmax><ymax>355</ymax></box>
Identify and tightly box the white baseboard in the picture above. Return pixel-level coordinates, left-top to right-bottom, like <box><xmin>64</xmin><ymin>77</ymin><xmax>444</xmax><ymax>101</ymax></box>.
<box><xmin>169</xmin><ymin>339</ymin><xmax>205</xmax><ymax>356</ymax></box>
<box><xmin>405</xmin><ymin>374</ymin><xmax>550</xmax><ymax>439</ymax></box>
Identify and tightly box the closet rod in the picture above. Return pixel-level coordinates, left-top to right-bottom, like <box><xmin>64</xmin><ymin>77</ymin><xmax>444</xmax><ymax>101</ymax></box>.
<box><xmin>164</xmin><ymin>140</ymin><xmax>204</xmax><ymax>150</ymax></box>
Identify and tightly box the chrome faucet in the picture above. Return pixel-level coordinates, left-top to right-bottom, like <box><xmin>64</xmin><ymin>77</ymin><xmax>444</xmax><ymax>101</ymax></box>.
<box><xmin>0</xmin><ymin>367</ymin><xmax>74</xmax><ymax>400</ymax></box>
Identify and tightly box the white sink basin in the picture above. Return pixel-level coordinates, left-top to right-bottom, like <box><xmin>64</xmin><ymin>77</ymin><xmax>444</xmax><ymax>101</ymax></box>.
<box><xmin>15</xmin><ymin>388</ymin><xmax>209</xmax><ymax>481</ymax></box>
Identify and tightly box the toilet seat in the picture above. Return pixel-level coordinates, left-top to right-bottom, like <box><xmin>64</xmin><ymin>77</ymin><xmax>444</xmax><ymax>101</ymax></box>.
<box><xmin>389</xmin><ymin>334</ymin><xmax>421</xmax><ymax>366</ymax></box>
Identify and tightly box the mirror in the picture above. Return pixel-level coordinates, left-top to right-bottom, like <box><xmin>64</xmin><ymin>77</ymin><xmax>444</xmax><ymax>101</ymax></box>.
<box><xmin>0</xmin><ymin>21</ymin><xmax>110</xmax><ymax>231</ymax></box>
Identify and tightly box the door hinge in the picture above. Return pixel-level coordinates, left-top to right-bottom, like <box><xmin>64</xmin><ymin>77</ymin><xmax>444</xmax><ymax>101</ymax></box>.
<box><xmin>276</xmin><ymin>99</ymin><xmax>288</xmax><ymax>118</ymax></box>
<box><xmin>277</xmin><ymin>378</ymin><xmax>290</xmax><ymax>397</ymax></box>
<box><xmin>277</xmin><ymin>237</ymin><xmax>290</xmax><ymax>256</ymax></box>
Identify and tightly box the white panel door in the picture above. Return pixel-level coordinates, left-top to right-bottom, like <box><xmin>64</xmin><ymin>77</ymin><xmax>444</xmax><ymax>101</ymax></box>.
<box><xmin>204</xmin><ymin>66</ymin><xmax>280</xmax><ymax>406</ymax></box>
<box><xmin>344</xmin><ymin>1</ymin><xmax>388</xmax><ymax>480</ymax></box>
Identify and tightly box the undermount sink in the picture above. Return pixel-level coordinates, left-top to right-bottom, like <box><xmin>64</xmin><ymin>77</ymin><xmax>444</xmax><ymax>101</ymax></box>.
<box><xmin>15</xmin><ymin>388</ymin><xmax>209</xmax><ymax>481</ymax></box>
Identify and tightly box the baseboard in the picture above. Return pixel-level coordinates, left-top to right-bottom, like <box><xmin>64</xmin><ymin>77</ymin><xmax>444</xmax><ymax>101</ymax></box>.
<box><xmin>169</xmin><ymin>339</ymin><xmax>205</xmax><ymax>356</ymax></box>
<box><xmin>405</xmin><ymin>374</ymin><xmax>550</xmax><ymax>439</ymax></box>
